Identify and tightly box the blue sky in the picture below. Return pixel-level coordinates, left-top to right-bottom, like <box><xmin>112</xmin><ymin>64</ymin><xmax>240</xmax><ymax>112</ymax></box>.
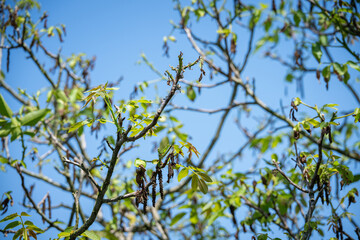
<box><xmin>1</xmin><ymin>0</ymin><xmax>360</xmax><ymax>239</ymax></box>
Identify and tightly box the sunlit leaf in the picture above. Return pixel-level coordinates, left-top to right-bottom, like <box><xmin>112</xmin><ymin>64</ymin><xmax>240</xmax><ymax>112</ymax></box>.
<box><xmin>178</xmin><ymin>168</ymin><xmax>189</xmax><ymax>182</ymax></box>
<box><xmin>20</xmin><ymin>109</ymin><xmax>50</xmax><ymax>126</ymax></box>
<box><xmin>0</xmin><ymin>213</ymin><xmax>19</xmax><ymax>223</ymax></box>
<box><xmin>13</xmin><ymin>228</ymin><xmax>24</xmax><ymax>240</ymax></box>
<box><xmin>170</xmin><ymin>212</ymin><xmax>186</xmax><ymax>226</ymax></box>
<box><xmin>20</xmin><ymin>212</ymin><xmax>31</xmax><ymax>217</ymax></box>
<box><xmin>186</xmin><ymin>86</ymin><xmax>196</xmax><ymax>102</ymax></box>
<box><xmin>68</xmin><ymin>119</ymin><xmax>93</xmax><ymax>133</ymax></box>
<box><xmin>0</xmin><ymin>94</ymin><xmax>13</xmax><ymax>118</ymax></box>
<box><xmin>82</xmin><ymin>230</ymin><xmax>101</xmax><ymax>240</ymax></box>
<box><xmin>4</xmin><ymin>220</ymin><xmax>21</xmax><ymax>230</ymax></box>
<box><xmin>134</xmin><ymin>158</ymin><xmax>146</xmax><ymax>168</ymax></box>
<box><xmin>312</xmin><ymin>42</ymin><xmax>322</xmax><ymax>63</ymax></box>
<box><xmin>347</xmin><ymin>61</ymin><xmax>360</xmax><ymax>71</ymax></box>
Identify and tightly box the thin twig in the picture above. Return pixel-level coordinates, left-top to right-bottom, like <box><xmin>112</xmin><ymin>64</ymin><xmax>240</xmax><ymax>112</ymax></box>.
<box><xmin>272</xmin><ymin>159</ymin><xmax>309</xmax><ymax>193</ymax></box>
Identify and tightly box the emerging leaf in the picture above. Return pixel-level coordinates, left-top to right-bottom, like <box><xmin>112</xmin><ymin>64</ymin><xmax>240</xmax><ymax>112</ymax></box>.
<box><xmin>20</xmin><ymin>109</ymin><xmax>50</xmax><ymax>126</ymax></box>
<box><xmin>0</xmin><ymin>94</ymin><xmax>13</xmax><ymax>118</ymax></box>
<box><xmin>312</xmin><ymin>42</ymin><xmax>322</xmax><ymax>63</ymax></box>
<box><xmin>134</xmin><ymin>158</ymin><xmax>146</xmax><ymax>168</ymax></box>
<box><xmin>178</xmin><ymin>168</ymin><xmax>189</xmax><ymax>182</ymax></box>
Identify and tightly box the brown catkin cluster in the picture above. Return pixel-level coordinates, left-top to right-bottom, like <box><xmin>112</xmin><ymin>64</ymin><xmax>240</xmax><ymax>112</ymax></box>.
<box><xmin>152</xmin><ymin>171</ymin><xmax>157</xmax><ymax>207</ymax></box>
<box><xmin>167</xmin><ymin>153</ymin><xmax>176</xmax><ymax>183</ymax></box>
<box><xmin>143</xmin><ymin>192</ymin><xmax>147</xmax><ymax>213</ymax></box>
<box><xmin>158</xmin><ymin>170</ymin><xmax>164</xmax><ymax>199</ymax></box>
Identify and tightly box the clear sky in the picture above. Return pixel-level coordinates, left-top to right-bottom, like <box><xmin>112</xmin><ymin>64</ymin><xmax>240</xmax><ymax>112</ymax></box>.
<box><xmin>1</xmin><ymin>0</ymin><xmax>359</xmax><ymax>239</ymax></box>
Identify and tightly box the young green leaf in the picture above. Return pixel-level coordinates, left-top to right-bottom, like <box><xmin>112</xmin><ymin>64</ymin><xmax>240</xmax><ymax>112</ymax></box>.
<box><xmin>191</xmin><ymin>174</ymin><xmax>199</xmax><ymax>191</ymax></box>
<box><xmin>198</xmin><ymin>178</ymin><xmax>208</xmax><ymax>194</ymax></box>
<box><xmin>4</xmin><ymin>220</ymin><xmax>21</xmax><ymax>230</ymax></box>
<box><xmin>58</xmin><ymin>232</ymin><xmax>71</xmax><ymax>238</ymax></box>
<box><xmin>0</xmin><ymin>213</ymin><xmax>19</xmax><ymax>223</ymax></box>
<box><xmin>170</xmin><ymin>212</ymin><xmax>186</xmax><ymax>226</ymax></box>
<box><xmin>68</xmin><ymin>119</ymin><xmax>93</xmax><ymax>133</ymax></box>
<box><xmin>178</xmin><ymin>168</ymin><xmax>189</xmax><ymax>182</ymax></box>
<box><xmin>159</xmin><ymin>136</ymin><xmax>170</xmax><ymax>155</ymax></box>
<box><xmin>322</xmin><ymin>65</ymin><xmax>331</xmax><ymax>79</ymax></box>
<box><xmin>20</xmin><ymin>212</ymin><xmax>31</xmax><ymax>217</ymax></box>
<box><xmin>312</xmin><ymin>42</ymin><xmax>322</xmax><ymax>63</ymax></box>
<box><xmin>186</xmin><ymin>86</ymin><xmax>196</xmax><ymax>101</ymax></box>
<box><xmin>81</xmin><ymin>230</ymin><xmax>101</xmax><ymax>240</ymax></box>
<box><xmin>13</xmin><ymin>228</ymin><xmax>24</xmax><ymax>240</ymax></box>
<box><xmin>0</xmin><ymin>93</ymin><xmax>13</xmax><ymax>118</ymax></box>
<box><xmin>0</xmin><ymin>156</ymin><xmax>8</xmax><ymax>164</ymax></box>
<box><xmin>258</xmin><ymin>233</ymin><xmax>269</xmax><ymax>240</ymax></box>
<box><xmin>24</xmin><ymin>221</ymin><xmax>44</xmax><ymax>233</ymax></box>
<box><xmin>197</xmin><ymin>172</ymin><xmax>212</xmax><ymax>182</ymax></box>
<box><xmin>134</xmin><ymin>158</ymin><xmax>146</xmax><ymax>168</ymax></box>
<box><xmin>20</xmin><ymin>109</ymin><xmax>50</xmax><ymax>126</ymax></box>
<box><xmin>332</xmin><ymin>62</ymin><xmax>347</xmax><ymax>75</ymax></box>
<box><xmin>347</xmin><ymin>61</ymin><xmax>360</xmax><ymax>71</ymax></box>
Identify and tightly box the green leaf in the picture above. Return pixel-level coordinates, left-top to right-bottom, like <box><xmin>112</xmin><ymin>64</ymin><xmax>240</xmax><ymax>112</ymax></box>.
<box><xmin>191</xmin><ymin>174</ymin><xmax>199</xmax><ymax>191</ymax></box>
<box><xmin>197</xmin><ymin>172</ymin><xmax>213</xmax><ymax>182</ymax></box>
<box><xmin>55</xmin><ymin>89</ymin><xmax>68</xmax><ymax>103</ymax></box>
<box><xmin>285</xmin><ymin>73</ymin><xmax>294</xmax><ymax>82</ymax></box>
<box><xmin>13</xmin><ymin>228</ymin><xmax>24</xmax><ymax>240</ymax></box>
<box><xmin>322</xmin><ymin>65</ymin><xmax>331</xmax><ymax>79</ymax></box>
<box><xmin>347</xmin><ymin>61</ymin><xmax>360</xmax><ymax>71</ymax></box>
<box><xmin>258</xmin><ymin>233</ymin><xmax>268</xmax><ymax>240</ymax></box>
<box><xmin>293</xmin><ymin>11</ymin><xmax>301</xmax><ymax>26</ymax></box>
<box><xmin>24</xmin><ymin>221</ymin><xmax>44</xmax><ymax>233</ymax></box>
<box><xmin>343</xmin><ymin>71</ymin><xmax>350</xmax><ymax>84</ymax></box>
<box><xmin>159</xmin><ymin>136</ymin><xmax>170</xmax><ymax>155</ymax></box>
<box><xmin>294</xmin><ymin>97</ymin><xmax>301</xmax><ymax>106</ymax></box>
<box><xmin>198</xmin><ymin>178</ymin><xmax>208</xmax><ymax>194</ymax></box>
<box><xmin>134</xmin><ymin>158</ymin><xmax>146</xmax><ymax>168</ymax></box>
<box><xmin>68</xmin><ymin>119</ymin><xmax>93</xmax><ymax>133</ymax></box>
<box><xmin>58</xmin><ymin>226</ymin><xmax>74</xmax><ymax>238</ymax></box>
<box><xmin>194</xmin><ymin>9</ymin><xmax>206</xmax><ymax>19</ymax></box>
<box><xmin>170</xmin><ymin>212</ymin><xmax>186</xmax><ymax>226</ymax></box>
<box><xmin>20</xmin><ymin>212</ymin><xmax>31</xmax><ymax>217</ymax></box>
<box><xmin>178</xmin><ymin>168</ymin><xmax>189</xmax><ymax>182</ymax></box>
<box><xmin>20</xmin><ymin>109</ymin><xmax>50</xmax><ymax>126</ymax></box>
<box><xmin>168</xmin><ymin>36</ymin><xmax>176</xmax><ymax>42</ymax></box>
<box><xmin>0</xmin><ymin>124</ymin><xmax>11</xmax><ymax>137</ymax></box>
<box><xmin>81</xmin><ymin>230</ymin><xmax>101</xmax><ymax>240</ymax></box>
<box><xmin>186</xmin><ymin>86</ymin><xmax>196</xmax><ymax>101</ymax></box>
<box><xmin>254</xmin><ymin>37</ymin><xmax>267</xmax><ymax>53</ymax></box>
<box><xmin>23</xmin><ymin>220</ymin><xmax>34</xmax><ymax>226</ymax></box>
<box><xmin>306</xmin><ymin>118</ymin><xmax>320</xmax><ymax>127</ymax></box>
<box><xmin>4</xmin><ymin>220</ymin><xmax>21</xmax><ymax>230</ymax></box>
<box><xmin>332</xmin><ymin>62</ymin><xmax>347</xmax><ymax>75</ymax></box>
<box><xmin>0</xmin><ymin>94</ymin><xmax>13</xmax><ymax>118</ymax></box>
<box><xmin>0</xmin><ymin>213</ymin><xmax>19</xmax><ymax>223</ymax></box>
<box><xmin>312</xmin><ymin>42</ymin><xmax>322</xmax><ymax>63</ymax></box>
<box><xmin>58</xmin><ymin>232</ymin><xmax>71</xmax><ymax>238</ymax></box>
<box><xmin>10</xmin><ymin>126</ymin><xmax>21</xmax><ymax>142</ymax></box>
<box><xmin>0</xmin><ymin>156</ymin><xmax>8</xmax><ymax>164</ymax></box>
<box><xmin>319</xmin><ymin>35</ymin><xmax>328</xmax><ymax>46</ymax></box>
<box><xmin>323</xmin><ymin>103</ymin><xmax>338</xmax><ymax>110</ymax></box>
<box><xmin>217</xmin><ymin>28</ymin><xmax>231</xmax><ymax>37</ymax></box>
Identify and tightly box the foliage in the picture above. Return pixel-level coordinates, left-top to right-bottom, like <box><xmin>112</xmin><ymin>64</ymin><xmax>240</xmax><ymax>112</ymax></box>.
<box><xmin>0</xmin><ymin>0</ymin><xmax>360</xmax><ymax>240</ymax></box>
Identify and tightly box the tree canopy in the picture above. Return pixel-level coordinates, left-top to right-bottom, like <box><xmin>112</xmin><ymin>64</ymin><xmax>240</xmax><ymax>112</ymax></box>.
<box><xmin>0</xmin><ymin>0</ymin><xmax>360</xmax><ymax>239</ymax></box>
